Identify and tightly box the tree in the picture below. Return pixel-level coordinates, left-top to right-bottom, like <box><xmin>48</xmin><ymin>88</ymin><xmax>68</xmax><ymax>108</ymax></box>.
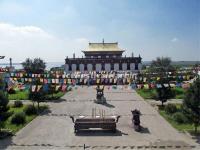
<box><xmin>22</xmin><ymin>58</ymin><xmax>32</xmax><ymax>73</ymax></box>
<box><xmin>29</xmin><ymin>89</ymin><xmax>45</xmax><ymax>110</ymax></box>
<box><xmin>156</xmin><ymin>83</ymin><xmax>172</xmax><ymax>106</ymax></box>
<box><xmin>150</xmin><ymin>57</ymin><xmax>174</xmax><ymax>106</ymax></box>
<box><xmin>29</xmin><ymin>79</ymin><xmax>45</xmax><ymax>110</ymax></box>
<box><xmin>150</xmin><ymin>57</ymin><xmax>174</xmax><ymax>74</ymax></box>
<box><xmin>0</xmin><ymin>75</ymin><xmax>9</xmax><ymax>132</ymax></box>
<box><xmin>182</xmin><ymin>77</ymin><xmax>200</xmax><ymax>133</ymax></box>
<box><xmin>22</xmin><ymin>58</ymin><xmax>46</xmax><ymax>74</ymax></box>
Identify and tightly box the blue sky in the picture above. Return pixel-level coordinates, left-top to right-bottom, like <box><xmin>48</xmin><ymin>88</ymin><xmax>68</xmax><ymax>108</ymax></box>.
<box><xmin>0</xmin><ymin>0</ymin><xmax>199</xmax><ymax>63</ymax></box>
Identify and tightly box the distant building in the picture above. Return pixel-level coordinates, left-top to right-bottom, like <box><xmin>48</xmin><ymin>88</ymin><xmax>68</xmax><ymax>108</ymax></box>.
<box><xmin>64</xmin><ymin>40</ymin><xmax>142</xmax><ymax>73</ymax></box>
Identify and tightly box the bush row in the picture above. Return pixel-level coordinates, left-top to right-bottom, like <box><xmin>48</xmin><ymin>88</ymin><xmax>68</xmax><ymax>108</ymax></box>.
<box><xmin>163</xmin><ymin>104</ymin><xmax>189</xmax><ymax>124</ymax></box>
<box><xmin>9</xmin><ymin>102</ymin><xmax>37</xmax><ymax>125</ymax></box>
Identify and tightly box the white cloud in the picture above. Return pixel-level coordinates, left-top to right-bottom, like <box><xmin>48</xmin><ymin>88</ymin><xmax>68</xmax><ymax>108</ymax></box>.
<box><xmin>0</xmin><ymin>23</ymin><xmax>88</xmax><ymax>63</ymax></box>
<box><xmin>171</xmin><ymin>37</ymin><xmax>178</xmax><ymax>42</ymax></box>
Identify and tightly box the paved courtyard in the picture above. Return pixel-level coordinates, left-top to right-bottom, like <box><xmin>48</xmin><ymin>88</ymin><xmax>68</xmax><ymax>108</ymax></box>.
<box><xmin>0</xmin><ymin>86</ymin><xmax>199</xmax><ymax>150</ymax></box>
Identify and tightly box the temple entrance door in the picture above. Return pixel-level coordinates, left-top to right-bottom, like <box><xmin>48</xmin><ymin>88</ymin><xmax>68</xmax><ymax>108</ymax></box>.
<box><xmin>130</xmin><ymin>63</ymin><xmax>135</xmax><ymax>71</ymax></box>
<box><xmin>105</xmin><ymin>63</ymin><xmax>111</xmax><ymax>72</ymax></box>
<box><xmin>79</xmin><ymin>64</ymin><xmax>84</xmax><ymax>72</ymax></box>
<box><xmin>87</xmin><ymin>64</ymin><xmax>93</xmax><ymax>72</ymax></box>
<box><xmin>96</xmin><ymin>64</ymin><xmax>102</xmax><ymax>72</ymax></box>
<box><xmin>72</xmin><ymin>64</ymin><xmax>77</xmax><ymax>72</ymax></box>
<box><xmin>114</xmin><ymin>63</ymin><xmax>119</xmax><ymax>71</ymax></box>
<box><xmin>122</xmin><ymin>63</ymin><xmax>127</xmax><ymax>71</ymax></box>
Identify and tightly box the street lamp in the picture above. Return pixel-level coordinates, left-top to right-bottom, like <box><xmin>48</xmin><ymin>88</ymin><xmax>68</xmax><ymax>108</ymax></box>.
<box><xmin>0</xmin><ymin>56</ymin><xmax>5</xmax><ymax>59</ymax></box>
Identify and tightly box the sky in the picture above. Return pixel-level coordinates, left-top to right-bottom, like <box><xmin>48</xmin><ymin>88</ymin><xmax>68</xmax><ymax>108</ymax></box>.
<box><xmin>0</xmin><ymin>0</ymin><xmax>199</xmax><ymax>63</ymax></box>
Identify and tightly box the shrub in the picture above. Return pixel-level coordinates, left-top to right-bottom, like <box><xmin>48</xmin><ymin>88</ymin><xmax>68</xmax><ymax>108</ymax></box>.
<box><xmin>11</xmin><ymin>112</ymin><xmax>26</xmax><ymax>124</ymax></box>
<box><xmin>165</xmin><ymin>104</ymin><xmax>177</xmax><ymax>114</ymax></box>
<box><xmin>13</xmin><ymin>101</ymin><xmax>23</xmax><ymax>108</ymax></box>
<box><xmin>7</xmin><ymin>88</ymin><xmax>16</xmax><ymax>94</ymax></box>
<box><xmin>24</xmin><ymin>105</ymin><xmax>37</xmax><ymax>115</ymax></box>
<box><xmin>0</xmin><ymin>111</ymin><xmax>13</xmax><ymax>121</ymax></box>
<box><xmin>173</xmin><ymin>112</ymin><xmax>188</xmax><ymax>124</ymax></box>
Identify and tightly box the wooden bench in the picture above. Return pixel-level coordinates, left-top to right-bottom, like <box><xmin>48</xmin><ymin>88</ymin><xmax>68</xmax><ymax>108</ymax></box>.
<box><xmin>70</xmin><ymin>116</ymin><xmax>120</xmax><ymax>133</ymax></box>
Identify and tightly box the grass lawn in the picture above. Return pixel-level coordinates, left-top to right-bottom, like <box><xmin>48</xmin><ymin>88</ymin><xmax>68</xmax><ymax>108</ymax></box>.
<box><xmin>158</xmin><ymin>106</ymin><xmax>199</xmax><ymax>133</ymax></box>
<box><xmin>8</xmin><ymin>90</ymin><xmax>29</xmax><ymax>100</ymax></box>
<box><xmin>8</xmin><ymin>91</ymin><xmax>66</xmax><ymax>100</ymax></box>
<box><xmin>136</xmin><ymin>87</ymin><xmax>186</xmax><ymax>100</ymax></box>
<box><xmin>3</xmin><ymin>105</ymin><xmax>36</xmax><ymax>133</ymax></box>
<box><xmin>172</xmin><ymin>87</ymin><xmax>185</xmax><ymax>99</ymax></box>
<box><xmin>2</xmin><ymin>105</ymin><xmax>48</xmax><ymax>133</ymax></box>
<box><xmin>136</xmin><ymin>88</ymin><xmax>157</xmax><ymax>99</ymax></box>
<box><xmin>159</xmin><ymin>110</ymin><xmax>196</xmax><ymax>131</ymax></box>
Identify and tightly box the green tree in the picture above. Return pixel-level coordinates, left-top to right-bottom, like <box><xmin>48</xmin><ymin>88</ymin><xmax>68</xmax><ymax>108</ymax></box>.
<box><xmin>156</xmin><ymin>84</ymin><xmax>172</xmax><ymax>106</ymax></box>
<box><xmin>150</xmin><ymin>57</ymin><xmax>174</xmax><ymax>74</ymax></box>
<box><xmin>22</xmin><ymin>58</ymin><xmax>46</xmax><ymax>74</ymax></box>
<box><xmin>0</xmin><ymin>75</ymin><xmax>9</xmax><ymax>132</ymax></box>
<box><xmin>182</xmin><ymin>77</ymin><xmax>200</xmax><ymax>133</ymax></box>
<box><xmin>150</xmin><ymin>57</ymin><xmax>174</xmax><ymax>106</ymax></box>
<box><xmin>29</xmin><ymin>89</ymin><xmax>45</xmax><ymax>110</ymax></box>
<box><xmin>22</xmin><ymin>58</ymin><xmax>32</xmax><ymax>73</ymax></box>
<box><xmin>29</xmin><ymin>79</ymin><xmax>45</xmax><ymax>110</ymax></box>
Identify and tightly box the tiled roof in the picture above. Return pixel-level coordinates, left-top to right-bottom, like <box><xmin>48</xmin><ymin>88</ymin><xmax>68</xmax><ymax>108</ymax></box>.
<box><xmin>84</xmin><ymin>42</ymin><xmax>124</xmax><ymax>52</ymax></box>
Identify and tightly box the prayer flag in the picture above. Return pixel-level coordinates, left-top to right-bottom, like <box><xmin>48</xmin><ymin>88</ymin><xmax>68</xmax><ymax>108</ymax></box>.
<box><xmin>40</xmin><ymin>78</ymin><xmax>44</xmax><ymax>83</ymax></box>
<box><xmin>37</xmin><ymin>85</ymin><xmax>42</xmax><ymax>92</ymax></box>
<box><xmin>56</xmin><ymin>85</ymin><xmax>60</xmax><ymax>91</ymax></box>
<box><xmin>32</xmin><ymin>85</ymin><xmax>36</xmax><ymax>92</ymax></box>
<box><xmin>43</xmin><ymin>84</ymin><xmax>49</xmax><ymax>92</ymax></box>
<box><xmin>164</xmin><ymin>84</ymin><xmax>169</xmax><ymax>87</ymax></box>
<box><xmin>44</xmin><ymin>79</ymin><xmax>48</xmax><ymax>84</ymax></box>
<box><xmin>96</xmin><ymin>79</ymin><xmax>100</xmax><ymax>84</ymax></box>
<box><xmin>52</xmin><ymin>79</ymin><xmax>55</xmax><ymax>84</ymax></box>
<box><xmin>62</xmin><ymin>85</ymin><xmax>67</xmax><ymax>91</ymax></box>
<box><xmin>56</xmin><ymin>79</ymin><xmax>59</xmax><ymax>84</ymax></box>
<box><xmin>144</xmin><ymin>84</ymin><xmax>149</xmax><ymax>89</ymax></box>
<box><xmin>156</xmin><ymin>84</ymin><xmax>162</xmax><ymax>88</ymax></box>
<box><xmin>170</xmin><ymin>83</ymin><xmax>176</xmax><ymax>88</ymax></box>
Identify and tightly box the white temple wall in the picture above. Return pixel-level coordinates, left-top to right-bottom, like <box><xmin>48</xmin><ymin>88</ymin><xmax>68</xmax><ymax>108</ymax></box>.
<box><xmin>114</xmin><ymin>63</ymin><xmax>119</xmax><ymax>71</ymax></box>
<box><xmin>87</xmin><ymin>64</ymin><xmax>93</xmax><ymax>72</ymax></box>
<box><xmin>72</xmin><ymin>64</ymin><xmax>76</xmax><ymax>72</ymax></box>
<box><xmin>96</xmin><ymin>64</ymin><xmax>102</xmax><ymax>72</ymax></box>
<box><xmin>79</xmin><ymin>64</ymin><xmax>84</xmax><ymax>72</ymax></box>
<box><xmin>122</xmin><ymin>63</ymin><xmax>127</xmax><ymax>71</ymax></box>
<box><xmin>105</xmin><ymin>63</ymin><xmax>111</xmax><ymax>72</ymax></box>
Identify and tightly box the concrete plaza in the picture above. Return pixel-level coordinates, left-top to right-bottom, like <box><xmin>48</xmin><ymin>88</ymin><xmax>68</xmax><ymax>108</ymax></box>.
<box><xmin>0</xmin><ymin>86</ymin><xmax>199</xmax><ymax>150</ymax></box>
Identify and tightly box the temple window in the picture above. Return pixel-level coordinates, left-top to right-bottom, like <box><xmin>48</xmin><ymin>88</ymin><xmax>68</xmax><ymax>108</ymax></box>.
<box><xmin>135</xmin><ymin>63</ymin><xmax>138</xmax><ymax>70</ymax></box>
<box><xmin>69</xmin><ymin>64</ymin><xmax>72</xmax><ymax>71</ymax></box>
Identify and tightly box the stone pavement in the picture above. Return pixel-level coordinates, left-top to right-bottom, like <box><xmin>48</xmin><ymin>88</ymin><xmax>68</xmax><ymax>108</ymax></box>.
<box><xmin>0</xmin><ymin>86</ymin><xmax>199</xmax><ymax>150</ymax></box>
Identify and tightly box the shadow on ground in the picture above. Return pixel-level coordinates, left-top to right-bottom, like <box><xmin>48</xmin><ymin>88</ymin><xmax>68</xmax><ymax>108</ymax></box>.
<box><xmin>102</xmin><ymin>102</ymin><xmax>115</xmax><ymax>108</ymax></box>
<box><xmin>39</xmin><ymin>108</ymin><xmax>52</xmax><ymax>116</ymax></box>
<box><xmin>140</xmin><ymin>126</ymin><xmax>151</xmax><ymax>134</ymax></box>
<box><xmin>46</xmin><ymin>98</ymin><xmax>66</xmax><ymax>103</ymax></box>
<box><xmin>94</xmin><ymin>98</ymin><xmax>115</xmax><ymax>108</ymax></box>
<box><xmin>75</xmin><ymin>129</ymin><xmax>128</xmax><ymax>136</ymax></box>
<box><xmin>191</xmin><ymin>134</ymin><xmax>200</xmax><ymax>144</ymax></box>
<box><xmin>0</xmin><ymin>136</ymin><xmax>14</xmax><ymax>149</ymax></box>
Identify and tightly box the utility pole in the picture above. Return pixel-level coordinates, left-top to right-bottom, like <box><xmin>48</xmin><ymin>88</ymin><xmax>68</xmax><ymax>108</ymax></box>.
<box><xmin>0</xmin><ymin>56</ymin><xmax>5</xmax><ymax>59</ymax></box>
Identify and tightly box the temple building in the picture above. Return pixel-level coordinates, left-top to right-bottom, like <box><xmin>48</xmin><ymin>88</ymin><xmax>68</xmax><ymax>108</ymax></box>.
<box><xmin>64</xmin><ymin>40</ymin><xmax>142</xmax><ymax>73</ymax></box>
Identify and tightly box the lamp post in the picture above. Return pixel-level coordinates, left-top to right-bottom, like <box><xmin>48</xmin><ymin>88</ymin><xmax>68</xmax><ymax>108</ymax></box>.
<box><xmin>0</xmin><ymin>56</ymin><xmax>5</xmax><ymax>59</ymax></box>
<box><xmin>0</xmin><ymin>56</ymin><xmax>5</xmax><ymax>71</ymax></box>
